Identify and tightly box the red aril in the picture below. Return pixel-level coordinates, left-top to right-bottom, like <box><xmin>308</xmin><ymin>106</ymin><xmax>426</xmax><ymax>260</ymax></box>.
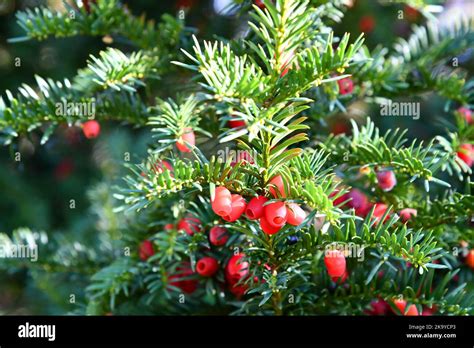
<box><xmin>245</xmin><ymin>196</ymin><xmax>268</xmax><ymax>220</ymax></box>
<box><xmin>211</xmin><ymin>186</ymin><xmax>232</xmax><ymax>217</ymax></box>
<box><xmin>222</xmin><ymin>194</ymin><xmax>246</xmax><ymax>222</ymax></box>
<box><xmin>176</xmin><ymin>127</ymin><xmax>195</xmax><ymax>153</ymax></box>
<box><xmin>286</xmin><ymin>203</ymin><xmax>306</xmax><ymax>226</ymax></box>
<box><xmin>209</xmin><ymin>226</ymin><xmax>229</xmax><ymax>246</ymax></box>
<box><xmin>196</xmin><ymin>257</ymin><xmax>219</xmax><ymax>277</ymax></box>
<box><xmin>264</xmin><ymin>201</ymin><xmax>287</xmax><ymax>228</ymax></box>
<box><xmin>260</xmin><ymin>215</ymin><xmax>281</xmax><ymax>235</ymax></box>
<box><xmin>324</xmin><ymin>249</ymin><xmax>346</xmax><ymax>278</ymax></box>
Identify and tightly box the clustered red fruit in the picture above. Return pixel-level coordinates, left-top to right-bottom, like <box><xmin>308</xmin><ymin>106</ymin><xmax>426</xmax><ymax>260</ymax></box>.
<box><xmin>139</xmin><ymin>240</ymin><xmax>155</xmax><ymax>261</ymax></box>
<box><xmin>399</xmin><ymin>208</ymin><xmax>417</xmax><ymax>223</ymax></box>
<box><xmin>457</xmin><ymin>143</ymin><xmax>474</xmax><ymax>168</ymax></box>
<box><xmin>268</xmin><ymin>175</ymin><xmax>287</xmax><ymax>198</ymax></box>
<box><xmin>457</xmin><ymin>106</ymin><xmax>472</xmax><ymax>124</ymax></box>
<box><xmin>337</xmin><ymin>77</ymin><xmax>354</xmax><ymax>95</ymax></box>
<box><xmin>211</xmin><ymin>187</ymin><xmax>246</xmax><ymax>222</ymax></box>
<box><xmin>332</xmin><ymin>188</ymin><xmax>396</xmax><ymax>226</ymax></box>
<box><xmin>176</xmin><ymin>127</ymin><xmax>195</xmax><ymax>153</ymax></box>
<box><xmin>222</xmin><ymin>194</ymin><xmax>246</xmax><ymax>222</ymax></box>
<box><xmin>209</xmin><ymin>226</ymin><xmax>229</xmax><ymax>246</ymax></box>
<box><xmin>245</xmin><ymin>196</ymin><xmax>268</xmax><ymax>220</ymax></box>
<box><xmin>376</xmin><ymin>169</ymin><xmax>397</xmax><ymax>192</ymax></box>
<box><xmin>332</xmin><ymin>188</ymin><xmax>371</xmax><ymax>217</ymax></box>
<box><xmin>225</xmin><ymin>253</ymin><xmax>249</xmax><ymax>297</ymax></box>
<box><xmin>372</xmin><ymin>203</ymin><xmax>389</xmax><ymax>225</ymax></box>
<box><xmin>264</xmin><ymin>201</ymin><xmax>287</xmax><ymax>228</ymax></box>
<box><xmin>177</xmin><ymin>215</ymin><xmax>202</xmax><ymax>235</ymax></box>
<box><xmin>260</xmin><ymin>200</ymin><xmax>306</xmax><ymax>235</ymax></box>
<box><xmin>393</xmin><ymin>298</ymin><xmax>419</xmax><ymax>316</ymax></box>
<box><xmin>169</xmin><ymin>263</ymin><xmax>198</xmax><ymax>294</ymax></box>
<box><xmin>211</xmin><ymin>184</ymin><xmax>306</xmax><ymax>235</ymax></box>
<box><xmin>286</xmin><ymin>203</ymin><xmax>306</xmax><ymax>226</ymax></box>
<box><xmin>196</xmin><ymin>257</ymin><xmax>219</xmax><ymax>277</ymax></box>
<box><xmin>324</xmin><ymin>249</ymin><xmax>347</xmax><ymax>282</ymax></box>
<box><xmin>82</xmin><ymin>120</ymin><xmax>100</xmax><ymax>139</ymax></box>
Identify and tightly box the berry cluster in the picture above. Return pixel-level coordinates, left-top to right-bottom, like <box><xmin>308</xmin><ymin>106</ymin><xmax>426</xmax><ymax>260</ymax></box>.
<box><xmin>211</xmin><ymin>180</ymin><xmax>307</xmax><ymax>236</ymax></box>
<box><xmin>137</xmin><ymin>213</ymin><xmax>251</xmax><ymax>296</ymax></box>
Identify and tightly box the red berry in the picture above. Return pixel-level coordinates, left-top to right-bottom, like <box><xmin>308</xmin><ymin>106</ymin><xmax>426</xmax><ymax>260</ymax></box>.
<box><xmin>225</xmin><ymin>253</ymin><xmax>249</xmax><ymax>283</ymax></box>
<box><xmin>222</xmin><ymin>194</ymin><xmax>247</xmax><ymax>222</ymax></box>
<box><xmin>176</xmin><ymin>127</ymin><xmax>195</xmax><ymax>153</ymax></box>
<box><xmin>331</xmin><ymin>270</ymin><xmax>348</xmax><ymax>283</ymax></box>
<box><xmin>82</xmin><ymin>120</ymin><xmax>100</xmax><ymax>139</ymax></box>
<box><xmin>196</xmin><ymin>257</ymin><xmax>219</xmax><ymax>277</ymax></box>
<box><xmin>393</xmin><ymin>299</ymin><xmax>419</xmax><ymax>316</ymax></box>
<box><xmin>264</xmin><ymin>201</ymin><xmax>287</xmax><ymax>228</ymax></box>
<box><xmin>228</xmin><ymin>116</ymin><xmax>246</xmax><ymax>128</ymax></box>
<box><xmin>337</xmin><ymin>77</ymin><xmax>354</xmax><ymax>95</ymax></box>
<box><xmin>211</xmin><ymin>186</ymin><xmax>232</xmax><ymax>217</ymax></box>
<box><xmin>169</xmin><ymin>263</ymin><xmax>198</xmax><ymax>294</ymax></box>
<box><xmin>359</xmin><ymin>15</ymin><xmax>375</xmax><ymax>33</ymax></box>
<box><xmin>286</xmin><ymin>203</ymin><xmax>306</xmax><ymax>226</ymax></box>
<box><xmin>457</xmin><ymin>143</ymin><xmax>474</xmax><ymax>167</ymax></box>
<box><xmin>245</xmin><ymin>196</ymin><xmax>268</xmax><ymax>220</ymax></box>
<box><xmin>259</xmin><ymin>215</ymin><xmax>281</xmax><ymax>235</ymax></box>
<box><xmin>372</xmin><ymin>203</ymin><xmax>390</xmax><ymax>225</ymax></box>
<box><xmin>54</xmin><ymin>159</ymin><xmax>74</xmax><ymax>180</ymax></box>
<box><xmin>404</xmin><ymin>5</ymin><xmax>419</xmax><ymax>21</ymax></box>
<box><xmin>458</xmin><ymin>107</ymin><xmax>472</xmax><ymax>124</ymax></box>
<box><xmin>466</xmin><ymin>250</ymin><xmax>474</xmax><ymax>270</ymax></box>
<box><xmin>376</xmin><ymin>169</ymin><xmax>397</xmax><ymax>192</ymax></box>
<box><xmin>153</xmin><ymin>160</ymin><xmax>173</xmax><ymax>174</ymax></box>
<box><xmin>254</xmin><ymin>0</ymin><xmax>265</xmax><ymax>9</ymax></box>
<box><xmin>177</xmin><ymin>215</ymin><xmax>202</xmax><ymax>235</ymax></box>
<box><xmin>366</xmin><ymin>299</ymin><xmax>390</xmax><ymax>315</ymax></box>
<box><xmin>399</xmin><ymin>208</ymin><xmax>417</xmax><ymax>223</ymax></box>
<box><xmin>164</xmin><ymin>223</ymin><xmax>174</xmax><ymax>231</ymax></box>
<box><xmin>330</xmin><ymin>122</ymin><xmax>350</xmax><ymax>135</ymax></box>
<box><xmin>139</xmin><ymin>240</ymin><xmax>155</xmax><ymax>261</ymax></box>
<box><xmin>330</xmin><ymin>189</ymin><xmax>348</xmax><ymax>207</ymax></box>
<box><xmin>268</xmin><ymin>175</ymin><xmax>287</xmax><ymax>198</ymax></box>
<box><xmin>324</xmin><ymin>249</ymin><xmax>346</xmax><ymax>278</ymax></box>
<box><xmin>209</xmin><ymin>226</ymin><xmax>229</xmax><ymax>246</ymax></box>
<box><xmin>346</xmin><ymin>189</ymin><xmax>371</xmax><ymax>217</ymax></box>
<box><xmin>422</xmin><ymin>307</ymin><xmax>436</xmax><ymax>316</ymax></box>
